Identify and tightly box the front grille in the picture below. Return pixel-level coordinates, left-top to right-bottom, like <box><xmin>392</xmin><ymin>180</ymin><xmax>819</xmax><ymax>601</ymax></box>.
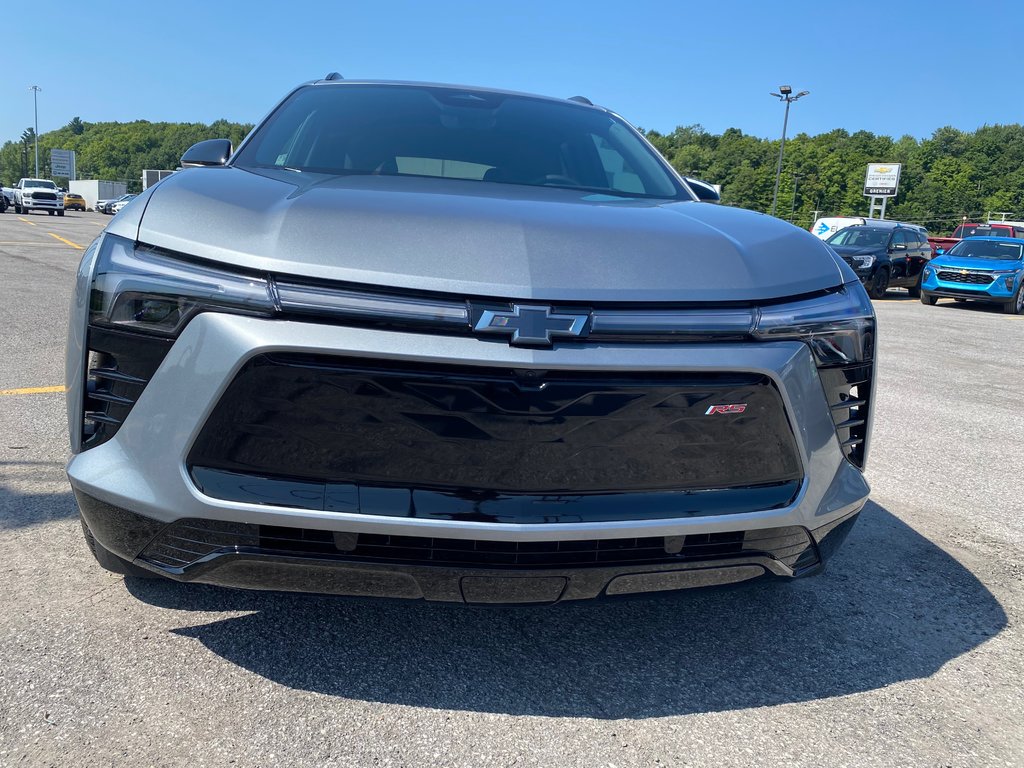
<box><xmin>31</xmin><ymin>192</ymin><xmax>57</xmax><ymax>201</ymax></box>
<box><xmin>818</xmin><ymin>362</ymin><xmax>872</xmax><ymax>468</ymax></box>
<box><xmin>82</xmin><ymin>326</ymin><xmax>172</xmax><ymax>448</ymax></box>
<box><xmin>188</xmin><ymin>354</ymin><xmax>803</xmax><ymax>495</ymax></box>
<box><xmin>139</xmin><ymin>518</ymin><xmax>819</xmax><ymax>572</ymax></box>
<box><xmin>937</xmin><ymin>270</ymin><xmax>993</xmax><ymax>285</ymax></box>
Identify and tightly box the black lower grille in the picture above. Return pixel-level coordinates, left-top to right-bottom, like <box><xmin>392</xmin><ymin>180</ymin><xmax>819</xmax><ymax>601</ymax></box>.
<box><xmin>139</xmin><ymin>518</ymin><xmax>818</xmax><ymax>571</ymax></box>
<box><xmin>188</xmin><ymin>354</ymin><xmax>802</xmax><ymax>495</ymax></box>
<box><xmin>82</xmin><ymin>326</ymin><xmax>172</xmax><ymax>448</ymax></box>
<box><xmin>31</xmin><ymin>192</ymin><xmax>57</xmax><ymax>201</ymax></box>
<box><xmin>937</xmin><ymin>270</ymin><xmax>993</xmax><ymax>285</ymax></box>
<box><xmin>818</xmin><ymin>362</ymin><xmax>873</xmax><ymax>468</ymax></box>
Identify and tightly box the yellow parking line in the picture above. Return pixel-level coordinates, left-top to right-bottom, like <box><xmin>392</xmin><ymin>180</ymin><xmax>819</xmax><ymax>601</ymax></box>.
<box><xmin>0</xmin><ymin>385</ymin><xmax>66</xmax><ymax>396</ymax></box>
<box><xmin>17</xmin><ymin>217</ymin><xmax>37</xmax><ymax>226</ymax></box>
<box><xmin>48</xmin><ymin>233</ymin><xmax>84</xmax><ymax>250</ymax></box>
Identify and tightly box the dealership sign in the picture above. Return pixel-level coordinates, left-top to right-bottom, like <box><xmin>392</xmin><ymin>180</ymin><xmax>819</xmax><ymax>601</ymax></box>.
<box><xmin>864</xmin><ymin>163</ymin><xmax>901</xmax><ymax>197</ymax></box>
<box><xmin>50</xmin><ymin>149</ymin><xmax>76</xmax><ymax>179</ymax></box>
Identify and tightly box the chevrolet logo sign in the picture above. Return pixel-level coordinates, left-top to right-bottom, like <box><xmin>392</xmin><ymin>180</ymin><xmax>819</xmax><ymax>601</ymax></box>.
<box><xmin>474</xmin><ymin>304</ymin><xmax>589</xmax><ymax>347</ymax></box>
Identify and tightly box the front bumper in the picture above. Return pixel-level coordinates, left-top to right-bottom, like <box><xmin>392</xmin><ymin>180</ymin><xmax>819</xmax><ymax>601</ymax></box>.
<box><xmin>21</xmin><ymin>198</ymin><xmax>63</xmax><ymax>210</ymax></box>
<box><xmin>67</xmin><ymin>312</ymin><xmax>870</xmax><ymax>601</ymax></box>
<box><xmin>923</xmin><ymin>270</ymin><xmax>1018</xmax><ymax>301</ymax></box>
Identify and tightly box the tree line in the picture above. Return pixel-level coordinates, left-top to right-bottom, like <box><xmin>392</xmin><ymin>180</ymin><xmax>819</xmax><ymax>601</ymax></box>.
<box><xmin>645</xmin><ymin>123</ymin><xmax>1024</xmax><ymax>234</ymax></box>
<box><xmin>3</xmin><ymin>116</ymin><xmax>1023</xmax><ymax>235</ymax></box>
<box><xmin>0</xmin><ymin>118</ymin><xmax>252</xmax><ymax>193</ymax></box>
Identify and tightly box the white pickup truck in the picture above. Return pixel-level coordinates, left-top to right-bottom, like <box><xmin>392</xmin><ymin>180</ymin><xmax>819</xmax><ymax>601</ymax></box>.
<box><xmin>14</xmin><ymin>178</ymin><xmax>65</xmax><ymax>216</ymax></box>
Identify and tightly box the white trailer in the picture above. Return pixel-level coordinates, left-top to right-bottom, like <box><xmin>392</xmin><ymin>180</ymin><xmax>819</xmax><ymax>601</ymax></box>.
<box><xmin>69</xmin><ymin>180</ymin><xmax>128</xmax><ymax>212</ymax></box>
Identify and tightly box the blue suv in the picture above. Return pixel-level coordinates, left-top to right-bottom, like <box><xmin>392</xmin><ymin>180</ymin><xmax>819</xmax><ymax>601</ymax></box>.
<box><xmin>921</xmin><ymin>237</ymin><xmax>1024</xmax><ymax>314</ymax></box>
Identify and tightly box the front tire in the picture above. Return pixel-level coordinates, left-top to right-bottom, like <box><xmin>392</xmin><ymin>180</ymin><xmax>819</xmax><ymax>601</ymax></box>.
<box><xmin>867</xmin><ymin>269</ymin><xmax>890</xmax><ymax>299</ymax></box>
<box><xmin>57</xmin><ymin>210</ymin><xmax>64</xmax><ymax>217</ymax></box>
<box><xmin>920</xmin><ymin>292</ymin><xmax>938</xmax><ymax>305</ymax></box>
<box><xmin>1003</xmin><ymin>284</ymin><xmax>1024</xmax><ymax>315</ymax></box>
<box><xmin>14</xmin><ymin>204</ymin><xmax>22</xmax><ymax>214</ymax></box>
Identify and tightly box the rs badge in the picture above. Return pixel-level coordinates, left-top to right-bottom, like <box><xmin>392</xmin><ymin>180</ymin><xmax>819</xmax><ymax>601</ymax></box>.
<box><xmin>705</xmin><ymin>404</ymin><xmax>747</xmax><ymax>415</ymax></box>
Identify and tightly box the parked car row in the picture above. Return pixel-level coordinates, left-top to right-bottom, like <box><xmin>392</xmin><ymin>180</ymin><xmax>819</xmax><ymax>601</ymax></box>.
<box><xmin>95</xmin><ymin>194</ymin><xmax>137</xmax><ymax>214</ymax></box>
<box><xmin>820</xmin><ymin>219</ymin><xmax>1024</xmax><ymax>313</ymax></box>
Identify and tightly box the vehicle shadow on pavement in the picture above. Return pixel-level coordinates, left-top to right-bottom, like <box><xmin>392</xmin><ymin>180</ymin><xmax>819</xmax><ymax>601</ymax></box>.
<box><xmin>0</xmin><ymin>463</ymin><xmax>77</xmax><ymax>530</ymax></box>
<box><xmin>128</xmin><ymin>500</ymin><xmax>1007</xmax><ymax>718</ymax></box>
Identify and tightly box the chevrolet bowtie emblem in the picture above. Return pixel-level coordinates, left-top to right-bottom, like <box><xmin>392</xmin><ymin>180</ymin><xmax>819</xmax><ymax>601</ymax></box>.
<box><xmin>474</xmin><ymin>304</ymin><xmax>589</xmax><ymax>347</ymax></box>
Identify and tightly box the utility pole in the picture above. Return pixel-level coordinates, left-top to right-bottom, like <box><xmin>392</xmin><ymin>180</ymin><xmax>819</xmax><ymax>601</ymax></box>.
<box><xmin>769</xmin><ymin>86</ymin><xmax>810</xmax><ymax>218</ymax></box>
<box><xmin>29</xmin><ymin>86</ymin><xmax>42</xmax><ymax>177</ymax></box>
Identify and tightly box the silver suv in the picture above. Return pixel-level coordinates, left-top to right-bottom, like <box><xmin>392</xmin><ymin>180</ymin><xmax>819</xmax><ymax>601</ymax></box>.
<box><xmin>66</xmin><ymin>78</ymin><xmax>874</xmax><ymax>604</ymax></box>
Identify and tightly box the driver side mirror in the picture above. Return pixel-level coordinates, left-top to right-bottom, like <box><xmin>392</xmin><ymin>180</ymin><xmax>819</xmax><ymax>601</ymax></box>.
<box><xmin>684</xmin><ymin>177</ymin><xmax>721</xmax><ymax>203</ymax></box>
<box><xmin>181</xmin><ymin>139</ymin><xmax>233</xmax><ymax>168</ymax></box>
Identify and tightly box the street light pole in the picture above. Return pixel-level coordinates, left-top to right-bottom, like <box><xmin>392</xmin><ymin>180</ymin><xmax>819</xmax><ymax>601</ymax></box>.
<box><xmin>769</xmin><ymin>86</ymin><xmax>809</xmax><ymax>218</ymax></box>
<box><xmin>29</xmin><ymin>85</ymin><xmax>42</xmax><ymax>177</ymax></box>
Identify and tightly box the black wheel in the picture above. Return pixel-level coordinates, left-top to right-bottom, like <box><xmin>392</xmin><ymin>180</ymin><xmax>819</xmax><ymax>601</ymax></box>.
<box><xmin>920</xmin><ymin>292</ymin><xmax>937</xmax><ymax>305</ymax></box>
<box><xmin>907</xmin><ymin>275</ymin><xmax>922</xmax><ymax>298</ymax></box>
<box><xmin>867</xmin><ymin>269</ymin><xmax>890</xmax><ymax>299</ymax></box>
<box><xmin>1003</xmin><ymin>284</ymin><xmax>1024</xmax><ymax>315</ymax></box>
<box><xmin>81</xmin><ymin>519</ymin><xmax>159</xmax><ymax>578</ymax></box>
<box><xmin>57</xmin><ymin>210</ymin><xmax>64</xmax><ymax>217</ymax></box>
<box><xmin>48</xmin><ymin>209</ymin><xmax>55</xmax><ymax>216</ymax></box>
<box><xmin>14</xmin><ymin>204</ymin><xmax>22</xmax><ymax>214</ymax></box>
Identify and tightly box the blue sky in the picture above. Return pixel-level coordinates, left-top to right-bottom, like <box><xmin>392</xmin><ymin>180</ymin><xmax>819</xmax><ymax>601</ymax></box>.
<box><xmin>3</xmin><ymin>1</ymin><xmax>1020</xmax><ymax>145</ymax></box>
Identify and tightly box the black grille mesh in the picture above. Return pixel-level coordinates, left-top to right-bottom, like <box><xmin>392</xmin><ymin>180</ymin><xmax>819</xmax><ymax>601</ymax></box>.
<box><xmin>139</xmin><ymin>518</ymin><xmax>818</xmax><ymax>571</ymax></box>
<box><xmin>937</xmin><ymin>270</ymin><xmax>993</xmax><ymax>285</ymax></box>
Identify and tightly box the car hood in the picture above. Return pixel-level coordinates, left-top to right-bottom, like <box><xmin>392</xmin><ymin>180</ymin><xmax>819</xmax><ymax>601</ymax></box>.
<box><xmin>931</xmin><ymin>256</ymin><xmax>1023</xmax><ymax>271</ymax></box>
<box><xmin>124</xmin><ymin>166</ymin><xmax>845</xmax><ymax>303</ymax></box>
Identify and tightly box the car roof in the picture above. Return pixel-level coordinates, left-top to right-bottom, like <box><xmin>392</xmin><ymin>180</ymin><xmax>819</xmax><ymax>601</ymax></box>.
<box><xmin>306</xmin><ymin>78</ymin><xmax>612</xmax><ymax>113</ymax></box>
<box><xmin>846</xmin><ymin>220</ymin><xmax>928</xmax><ymax>232</ymax></box>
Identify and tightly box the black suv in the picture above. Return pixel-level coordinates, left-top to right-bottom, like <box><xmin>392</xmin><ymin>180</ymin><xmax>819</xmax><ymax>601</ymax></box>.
<box><xmin>826</xmin><ymin>223</ymin><xmax>932</xmax><ymax>298</ymax></box>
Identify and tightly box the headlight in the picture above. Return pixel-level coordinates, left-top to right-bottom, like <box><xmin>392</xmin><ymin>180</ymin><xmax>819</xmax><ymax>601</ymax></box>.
<box><xmin>852</xmin><ymin>254</ymin><xmax>875</xmax><ymax>269</ymax></box>
<box><xmin>89</xmin><ymin>234</ymin><xmax>276</xmax><ymax>335</ymax></box>
<box><xmin>89</xmin><ymin>234</ymin><xmax>469</xmax><ymax>337</ymax></box>
<box><xmin>923</xmin><ymin>266</ymin><xmax>934</xmax><ymax>279</ymax></box>
<box><xmin>752</xmin><ymin>281</ymin><xmax>875</xmax><ymax>367</ymax></box>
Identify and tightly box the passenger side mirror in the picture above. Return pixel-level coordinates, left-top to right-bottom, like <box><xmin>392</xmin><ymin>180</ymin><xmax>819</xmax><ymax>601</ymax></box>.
<box><xmin>684</xmin><ymin>177</ymin><xmax>721</xmax><ymax>203</ymax></box>
<box><xmin>181</xmin><ymin>139</ymin><xmax>233</xmax><ymax>168</ymax></box>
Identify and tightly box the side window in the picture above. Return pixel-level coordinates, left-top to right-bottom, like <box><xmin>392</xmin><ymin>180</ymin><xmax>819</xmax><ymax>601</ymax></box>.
<box><xmin>892</xmin><ymin>230</ymin><xmax>909</xmax><ymax>247</ymax></box>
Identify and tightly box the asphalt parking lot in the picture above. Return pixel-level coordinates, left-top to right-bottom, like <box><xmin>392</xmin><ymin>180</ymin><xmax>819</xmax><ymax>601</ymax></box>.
<box><xmin>1</xmin><ymin>211</ymin><xmax>1022</xmax><ymax>767</ymax></box>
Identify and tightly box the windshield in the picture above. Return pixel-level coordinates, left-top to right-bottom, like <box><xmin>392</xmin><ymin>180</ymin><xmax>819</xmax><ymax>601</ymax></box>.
<box><xmin>826</xmin><ymin>227</ymin><xmax>890</xmax><ymax>248</ymax></box>
<box><xmin>234</xmin><ymin>84</ymin><xmax>686</xmax><ymax>199</ymax></box>
<box><xmin>953</xmin><ymin>224</ymin><xmax>1012</xmax><ymax>238</ymax></box>
<box><xmin>26</xmin><ymin>180</ymin><xmax>56</xmax><ymax>189</ymax></box>
<box><xmin>947</xmin><ymin>240</ymin><xmax>1023</xmax><ymax>260</ymax></box>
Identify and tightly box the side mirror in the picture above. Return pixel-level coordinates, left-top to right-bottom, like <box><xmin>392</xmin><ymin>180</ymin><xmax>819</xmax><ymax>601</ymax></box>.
<box><xmin>684</xmin><ymin>177</ymin><xmax>721</xmax><ymax>203</ymax></box>
<box><xmin>936</xmin><ymin>248</ymin><xmax>945</xmax><ymax>255</ymax></box>
<box><xmin>181</xmin><ymin>139</ymin><xmax>232</xmax><ymax>168</ymax></box>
